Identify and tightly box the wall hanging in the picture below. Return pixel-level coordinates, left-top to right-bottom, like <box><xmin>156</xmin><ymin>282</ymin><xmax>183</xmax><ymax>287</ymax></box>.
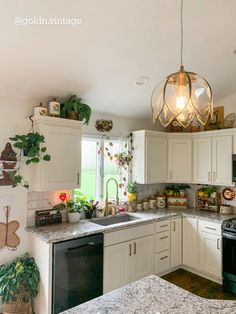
<box><xmin>95</xmin><ymin>119</ymin><xmax>113</xmax><ymax>132</ymax></box>
<box><xmin>0</xmin><ymin>143</ymin><xmax>17</xmax><ymax>186</ymax></box>
<box><xmin>0</xmin><ymin>206</ymin><xmax>20</xmax><ymax>251</ymax></box>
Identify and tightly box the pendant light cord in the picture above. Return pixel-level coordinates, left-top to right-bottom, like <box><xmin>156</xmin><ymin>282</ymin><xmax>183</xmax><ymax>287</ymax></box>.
<box><xmin>180</xmin><ymin>0</ymin><xmax>184</xmax><ymax>66</ymax></box>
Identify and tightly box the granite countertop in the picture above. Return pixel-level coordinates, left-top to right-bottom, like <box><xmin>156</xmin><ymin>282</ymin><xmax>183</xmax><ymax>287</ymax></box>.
<box><xmin>26</xmin><ymin>208</ymin><xmax>236</xmax><ymax>244</ymax></box>
<box><xmin>60</xmin><ymin>275</ymin><xmax>236</xmax><ymax>314</ymax></box>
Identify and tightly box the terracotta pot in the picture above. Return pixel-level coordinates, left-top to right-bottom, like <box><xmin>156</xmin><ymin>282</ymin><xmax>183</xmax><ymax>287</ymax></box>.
<box><xmin>68</xmin><ymin>111</ymin><xmax>78</xmax><ymax>120</ymax></box>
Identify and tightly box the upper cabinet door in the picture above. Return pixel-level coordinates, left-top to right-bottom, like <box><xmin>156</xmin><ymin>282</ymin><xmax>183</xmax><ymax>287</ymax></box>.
<box><xmin>168</xmin><ymin>138</ymin><xmax>192</xmax><ymax>182</ymax></box>
<box><xmin>212</xmin><ymin>135</ymin><xmax>232</xmax><ymax>185</ymax></box>
<box><xmin>193</xmin><ymin>137</ymin><xmax>212</xmax><ymax>184</ymax></box>
<box><xmin>146</xmin><ymin>136</ymin><xmax>167</xmax><ymax>183</ymax></box>
<box><xmin>30</xmin><ymin>116</ymin><xmax>81</xmax><ymax>191</ymax></box>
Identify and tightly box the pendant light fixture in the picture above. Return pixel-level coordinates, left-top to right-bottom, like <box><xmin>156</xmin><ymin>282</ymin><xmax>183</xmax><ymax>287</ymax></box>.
<box><xmin>151</xmin><ymin>0</ymin><xmax>213</xmax><ymax>128</ymax></box>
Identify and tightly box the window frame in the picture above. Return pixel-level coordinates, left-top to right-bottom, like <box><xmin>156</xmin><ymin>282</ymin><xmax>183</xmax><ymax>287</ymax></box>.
<box><xmin>80</xmin><ymin>134</ymin><xmax>130</xmax><ymax>202</ymax></box>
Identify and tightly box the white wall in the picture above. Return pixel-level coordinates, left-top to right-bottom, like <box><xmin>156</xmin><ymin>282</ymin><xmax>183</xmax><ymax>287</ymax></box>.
<box><xmin>216</xmin><ymin>91</ymin><xmax>236</xmax><ymax>126</ymax></box>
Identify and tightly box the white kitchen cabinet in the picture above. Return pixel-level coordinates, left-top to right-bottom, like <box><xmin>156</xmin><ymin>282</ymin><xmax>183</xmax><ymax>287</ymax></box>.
<box><xmin>183</xmin><ymin>217</ymin><xmax>198</xmax><ymax>269</ymax></box>
<box><xmin>132</xmin><ymin>130</ymin><xmax>168</xmax><ymax>184</ymax></box>
<box><xmin>168</xmin><ymin>137</ymin><xmax>192</xmax><ymax>182</ymax></box>
<box><xmin>170</xmin><ymin>218</ymin><xmax>182</xmax><ymax>268</ymax></box>
<box><xmin>193</xmin><ymin>137</ymin><xmax>212</xmax><ymax>184</ymax></box>
<box><xmin>212</xmin><ymin>135</ymin><xmax>232</xmax><ymax>185</ymax></box>
<box><xmin>199</xmin><ymin>230</ymin><xmax>222</xmax><ymax>278</ymax></box>
<box><xmin>103</xmin><ymin>241</ymin><xmax>131</xmax><ymax>293</ymax></box>
<box><xmin>193</xmin><ymin>133</ymin><xmax>233</xmax><ymax>185</ymax></box>
<box><xmin>103</xmin><ymin>223</ymin><xmax>155</xmax><ymax>293</ymax></box>
<box><xmin>131</xmin><ymin>235</ymin><xmax>154</xmax><ymax>282</ymax></box>
<box><xmin>30</xmin><ymin>116</ymin><xmax>81</xmax><ymax>191</ymax></box>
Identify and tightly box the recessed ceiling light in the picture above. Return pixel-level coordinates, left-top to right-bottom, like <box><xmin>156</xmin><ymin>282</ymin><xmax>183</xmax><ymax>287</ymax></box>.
<box><xmin>135</xmin><ymin>76</ymin><xmax>150</xmax><ymax>86</ymax></box>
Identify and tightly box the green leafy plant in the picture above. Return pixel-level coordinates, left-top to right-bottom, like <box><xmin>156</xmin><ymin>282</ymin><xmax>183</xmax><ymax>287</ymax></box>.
<box><xmin>9</xmin><ymin>132</ymin><xmax>51</xmax><ymax>188</ymax></box>
<box><xmin>0</xmin><ymin>253</ymin><xmax>40</xmax><ymax>304</ymax></box>
<box><xmin>60</xmin><ymin>94</ymin><xmax>91</xmax><ymax>125</ymax></box>
<box><xmin>83</xmin><ymin>200</ymin><xmax>99</xmax><ymax>219</ymax></box>
<box><xmin>114</xmin><ymin>152</ymin><xmax>133</xmax><ymax>169</ymax></box>
<box><xmin>127</xmin><ymin>182</ymin><xmax>137</xmax><ymax>194</ymax></box>
<box><xmin>202</xmin><ymin>186</ymin><xmax>217</xmax><ymax>196</ymax></box>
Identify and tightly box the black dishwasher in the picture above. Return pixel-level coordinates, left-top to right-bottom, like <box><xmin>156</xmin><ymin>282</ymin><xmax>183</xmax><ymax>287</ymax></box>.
<box><xmin>52</xmin><ymin>234</ymin><xmax>103</xmax><ymax>314</ymax></box>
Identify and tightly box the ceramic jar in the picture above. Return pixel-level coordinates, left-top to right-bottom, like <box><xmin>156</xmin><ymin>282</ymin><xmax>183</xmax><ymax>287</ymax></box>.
<box><xmin>142</xmin><ymin>199</ymin><xmax>149</xmax><ymax>210</ymax></box>
<box><xmin>68</xmin><ymin>212</ymin><xmax>80</xmax><ymax>223</ymax></box>
<box><xmin>49</xmin><ymin>99</ymin><xmax>60</xmax><ymax>117</ymax></box>
<box><xmin>149</xmin><ymin>196</ymin><xmax>157</xmax><ymax>209</ymax></box>
<box><xmin>157</xmin><ymin>196</ymin><xmax>166</xmax><ymax>208</ymax></box>
<box><xmin>34</xmin><ymin>102</ymin><xmax>48</xmax><ymax>116</ymax></box>
<box><xmin>136</xmin><ymin>202</ymin><xmax>143</xmax><ymax>211</ymax></box>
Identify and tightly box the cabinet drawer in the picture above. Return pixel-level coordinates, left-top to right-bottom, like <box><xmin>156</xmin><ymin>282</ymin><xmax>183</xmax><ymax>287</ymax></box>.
<box><xmin>156</xmin><ymin>220</ymin><xmax>170</xmax><ymax>233</ymax></box>
<box><xmin>104</xmin><ymin>222</ymin><xmax>155</xmax><ymax>246</ymax></box>
<box><xmin>156</xmin><ymin>250</ymin><xmax>170</xmax><ymax>274</ymax></box>
<box><xmin>156</xmin><ymin>231</ymin><xmax>170</xmax><ymax>253</ymax></box>
<box><xmin>198</xmin><ymin>220</ymin><xmax>221</xmax><ymax>236</ymax></box>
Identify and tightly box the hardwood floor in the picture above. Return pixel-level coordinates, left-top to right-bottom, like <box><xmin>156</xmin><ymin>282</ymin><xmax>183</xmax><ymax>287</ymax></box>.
<box><xmin>162</xmin><ymin>269</ymin><xmax>236</xmax><ymax>300</ymax></box>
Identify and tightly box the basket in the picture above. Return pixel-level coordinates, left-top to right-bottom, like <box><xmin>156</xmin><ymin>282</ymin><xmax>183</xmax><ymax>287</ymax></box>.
<box><xmin>2</xmin><ymin>288</ymin><xmax>33</xmax><ymax>314</ymax></box>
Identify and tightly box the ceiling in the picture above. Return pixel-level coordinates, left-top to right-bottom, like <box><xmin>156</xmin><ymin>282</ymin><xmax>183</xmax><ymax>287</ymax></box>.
<box><xmin>0</xmin><ymin>0</ymin><xmax>236</xmax><ymax>118</ymax></box>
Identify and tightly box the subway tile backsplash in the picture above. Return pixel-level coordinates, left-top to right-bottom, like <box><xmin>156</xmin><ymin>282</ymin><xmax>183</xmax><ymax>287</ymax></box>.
<box><xmin>27</xmin><ymin>190</ymin><xmax>71</xmax><ymax>226</ymax></box>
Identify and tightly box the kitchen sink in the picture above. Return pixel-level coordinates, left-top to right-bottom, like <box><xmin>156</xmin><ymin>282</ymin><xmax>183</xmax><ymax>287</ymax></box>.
<box><xmin>92</xmin><ymin>214</ymin><xmax>140</xmax><ymax>226</ymax></box>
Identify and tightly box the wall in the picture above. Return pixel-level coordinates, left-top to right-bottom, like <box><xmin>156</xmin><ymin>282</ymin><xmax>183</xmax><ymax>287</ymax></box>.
<box><xmin>216</xmin><ymin>91</ymin><xmax>236</xmax><ymax>119</ymax></box>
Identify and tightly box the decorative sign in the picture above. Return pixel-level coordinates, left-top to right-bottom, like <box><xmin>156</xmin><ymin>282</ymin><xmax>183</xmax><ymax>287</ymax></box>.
<box><xmin>0</xmin><ymin>206</ymin><xmax>20</xmax><ymax>251</ymax></box>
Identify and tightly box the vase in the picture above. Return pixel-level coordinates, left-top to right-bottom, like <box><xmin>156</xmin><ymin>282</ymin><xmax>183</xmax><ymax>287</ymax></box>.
<box><xmin>68</xmin><ymin>111</ymin><xmax>78</xmax><ymax>120</ymax></box>
<box><xmin>3</xmin><ymin>289</ymin><xmax>33</xmax><ymax>314</ymax></box>
<box><xmin>85</xmin><ymin>211</ymin><xmax>93</xmax><ymax>219</ymax></box>
<box><xmin>68</xmin><ymin>212</ymin><xmax>80</xmax><ymax>223</ymax></box>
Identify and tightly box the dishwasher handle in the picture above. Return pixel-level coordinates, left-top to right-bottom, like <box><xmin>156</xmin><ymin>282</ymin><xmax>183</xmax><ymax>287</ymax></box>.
<box><xmin>67</xmin><ymin>242</ymin><xmax>100</xmax><ymax>251</ymax></box>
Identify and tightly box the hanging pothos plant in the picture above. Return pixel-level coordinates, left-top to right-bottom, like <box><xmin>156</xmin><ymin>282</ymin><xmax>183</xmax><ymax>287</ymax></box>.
<box><xmin>9</xmin><ymin>132</ymin><xmax>51</xmax><ymax>188</ymax></box>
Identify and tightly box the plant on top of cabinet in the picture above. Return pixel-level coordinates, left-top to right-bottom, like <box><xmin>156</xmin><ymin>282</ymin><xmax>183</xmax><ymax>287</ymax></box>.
<box><xmin>60</xmin><ymin>94</ymin><xmax>91</xmax><ymax>124</ymax></box>
<box><xmin>127</xmin><ymin>182</ymin><xmax>138</xmax><ymax>202</ymax></box>
<box><xmin>0</xmin><ymin>253</ymin><xmax>40</xmax><ymax>314</ymax></box>
<box><xmin>9</xmin><ymin>132</ymin><xmax>51</xmax><ymax>188</ymax></box>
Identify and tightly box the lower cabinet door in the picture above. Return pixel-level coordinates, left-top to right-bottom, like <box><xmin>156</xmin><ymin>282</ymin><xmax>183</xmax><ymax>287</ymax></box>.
<box><xmin>170</xmin><ymin>218</ymin><xmax>182</xmax><ymax>268</ymax></box>
<box><xmin>156</xmin><ymin>250</ymin><xmax>170</xmax><ymax>274</ymax></box>
<box><xmin>199</xmin><ymin>231</ymin><xmax>222</xmax><ymax>278</ymax></box>
<box><xmin>103</xmin><ymin>242</ymin><xmax>131</xmax><ymax>293</ymax></box>
<box><xmin>131</xmin><ymin>235</ymin><xmax>154</xmax><ymax>282</ymax></box>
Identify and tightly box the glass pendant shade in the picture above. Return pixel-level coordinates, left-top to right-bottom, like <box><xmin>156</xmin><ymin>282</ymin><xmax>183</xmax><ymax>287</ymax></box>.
<box><xmin>151</xmin><ymin>66</ymin><xmax>213</xmax><ymax>128</ymax></box>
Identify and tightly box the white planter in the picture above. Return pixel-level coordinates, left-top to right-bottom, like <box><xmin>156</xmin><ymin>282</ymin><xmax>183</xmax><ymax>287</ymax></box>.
<box><xmin>68</xmin><ymin>212</ymin><xmax>80</xmax><ymax>223</ymax></box>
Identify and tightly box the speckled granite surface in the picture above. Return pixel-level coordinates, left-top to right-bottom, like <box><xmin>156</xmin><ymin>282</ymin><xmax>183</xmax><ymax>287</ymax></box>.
<box><xmin>60</xmin><ymin>275</ymin><xmax>236</xmax><ymax>314</ymax></box>
<box><xmin>26</xmin><ymin>208</ymin><xmax>236</xmax><ymax>243</ymax></box>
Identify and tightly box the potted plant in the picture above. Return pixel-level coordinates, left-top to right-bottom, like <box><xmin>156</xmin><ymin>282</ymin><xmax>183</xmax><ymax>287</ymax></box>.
<box><xmin>60</xmin><ymin>94</ymin><xmax>91</xmax><ymax>125</ymax></box>
<box><xmin>66</xmin><ymin>199</ymin><xmax>81</xmax><ymax>223</ymax></box>
<box><xmin>84</xmin><ymin>200</ymin><xmax>99</xmax><ymax>219</ymax></box>
<box><xmin>127</xmin><ymin>182</ymin><xmax>138</xmax><ymax>202</ymax></box>
<box><xmin>9</xmin><ymin>132</ymin><xmax>51</xmax><ymax>188</ymax></box>
<box><xmin>0</xmin><ymin>253</ymin><xmax>40</xmax><ymax>314</ymax></box>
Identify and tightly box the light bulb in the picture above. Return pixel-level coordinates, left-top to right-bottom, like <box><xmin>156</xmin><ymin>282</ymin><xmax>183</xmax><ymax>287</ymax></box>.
<box><xmin>176</xmin><ymin>85</ymin><xmax>186</xmax><ymax>110</ymax></box>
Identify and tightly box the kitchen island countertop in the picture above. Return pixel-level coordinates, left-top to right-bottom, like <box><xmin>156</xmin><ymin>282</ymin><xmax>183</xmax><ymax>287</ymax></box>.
<box><xmin>60</xmin><ymin>275</ymin><xmax>236</xmax><ymax>314</ymax></box>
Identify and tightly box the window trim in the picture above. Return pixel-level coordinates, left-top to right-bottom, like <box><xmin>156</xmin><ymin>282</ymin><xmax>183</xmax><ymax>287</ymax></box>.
<box><xmin>80</xmin><ymin>134</ymin><xmax>129</xmax><ymax>202</ymax></box>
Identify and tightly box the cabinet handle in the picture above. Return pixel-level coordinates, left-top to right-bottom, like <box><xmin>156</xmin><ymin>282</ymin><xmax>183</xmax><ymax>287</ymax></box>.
<box><xmin>160</xmin><ymin>256</ymin><xmax>168</xmax><ymax>260</ymax></box>
<box><xmin>160</xmin><ymin>236</ymin><xmax>168</xmax><ymax>240</ymax></box>
<box><xmin>169</xmin><ymin>170</ymin><xmax>172</xmax><ymax>180</ymax></box>
<box><xmin>217</xmin><ymin>239</ymin><xmax>220</xmax><ymax>250</ymax></box>
<box><xmin>213</xmin><ymin>172</ymin><xmax>216</xmax><ymax>181</ymax></box>
<box><xmin>160</xmin><ymin>224</ymin><xmax>168</xmax><ymax>228</ymax></box>
<box><xmin>173</xmin><ymin>221</ymin><xmax>176</xmax><ymax>232</ymax></box>
<box><xmin>133</xmin><ymin>242</ymin><xmax>136</xmax><ymax>255</ymax></box>
<box><xmin>205</xmin><ymin>226</ymin><xmax>216</xmax><ymax>231</ymax></box>
<box><xmin>208</xmin><ymin>172</ymin><xmax>211</xmax><ymax>182</ymax></box>
<box><xmin>77</xmin><ymin>172</ymin><xmax>80</xmax><ymax>185</ymax></box>
<box><xmin>129</xmin><ymin>244</ymin><xmax>132</xmax><ymax>256</ymax></box>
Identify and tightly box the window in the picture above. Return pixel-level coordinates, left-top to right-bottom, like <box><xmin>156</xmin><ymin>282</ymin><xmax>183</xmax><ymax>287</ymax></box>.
<box><xmin>77</xmin><ymin>136</ymin><xmax>129</xmax><ymax>202</ymax></box>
